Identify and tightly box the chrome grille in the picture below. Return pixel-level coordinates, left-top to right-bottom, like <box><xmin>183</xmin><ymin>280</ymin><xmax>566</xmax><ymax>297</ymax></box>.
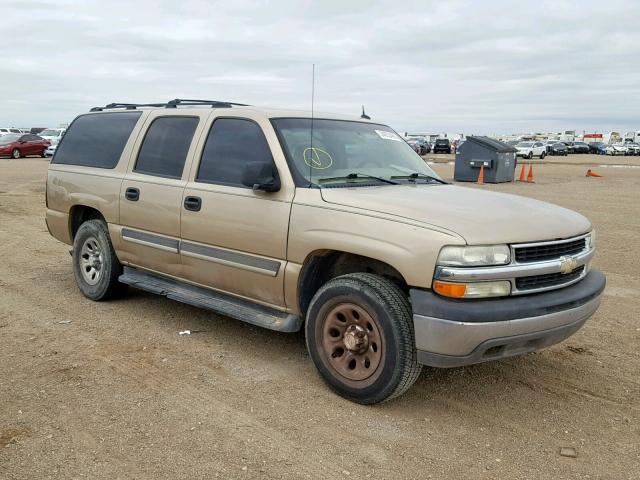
<box><xmin>516</xmin><ymin>265</ymin><xmax>585</xmax><ymax>291</ymax></box>
<box><xmin>514</xmin><ymin>237</ymin><xmax>586</xmax><ymax>263</ymax></box>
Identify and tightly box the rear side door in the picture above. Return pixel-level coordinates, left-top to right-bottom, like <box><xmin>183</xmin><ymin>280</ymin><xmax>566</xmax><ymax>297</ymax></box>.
<box><xmin>179</xmin><ymin>114</ymin><xmax>294</xmax><ymax>308</ymax></box>
<box><xmin>117</xmin><ymin>112</ymin><xmax>204</xmax><ymax>278</ymax></box>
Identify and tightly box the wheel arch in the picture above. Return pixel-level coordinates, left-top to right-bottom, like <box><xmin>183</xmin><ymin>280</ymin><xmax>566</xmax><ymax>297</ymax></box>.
<box><xmin>69</xmin><ymin>205</ymin><xmax>106</xmax><ymax>240</ymax></box>
<box><xmin>297</xmin><ymin>249</ymin><xmax>410</xmax><ymax>316</ymax></box>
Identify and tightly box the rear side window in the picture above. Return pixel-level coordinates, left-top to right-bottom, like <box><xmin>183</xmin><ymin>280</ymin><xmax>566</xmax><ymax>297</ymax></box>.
<box><xmin>52</xmin><ymin>112</ymin><xmax>141</xmax><ymax>168</ymax></box>
<box><xmin>134</xmin><ymin>116</ymin><xmax>199</xmax><ymax>179</ymax></box>
<box><xmin>196</xmin><ymin>118</ymin><xmax>273</xmax><ymax>187</ymax></box>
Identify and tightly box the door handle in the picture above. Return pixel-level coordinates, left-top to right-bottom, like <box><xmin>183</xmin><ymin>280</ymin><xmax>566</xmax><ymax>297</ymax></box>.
<box><xmin>184</xmin><ymin>196</ymin><xmax>202</xmax><ymax>212</ymax></box>
<box><xmin>125</xmin><ymin>187</ymin><xmax>140</xmax><ymax>201</ymax></box>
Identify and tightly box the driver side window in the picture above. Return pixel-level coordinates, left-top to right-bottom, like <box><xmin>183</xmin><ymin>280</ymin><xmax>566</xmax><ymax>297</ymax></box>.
<box><xmin>196</xmin><ymin>118</ymin><xmax>274</xmax><ymax>188</ymax></box>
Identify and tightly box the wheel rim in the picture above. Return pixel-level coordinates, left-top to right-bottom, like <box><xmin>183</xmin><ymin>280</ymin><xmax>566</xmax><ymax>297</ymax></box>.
<box><xmin>12</xmin><ymin>149</ymin><xmax>19</xmax><ymax>159</ymax></box>
<box><xmin>79</xmin><ymin>236</ymin><xmax>104</xmax><ymax>285</ymax></box>
<box><xmin>319</xmin><ymin>303</ymin><xmax>384</xmax><ymax>383</ymax></box>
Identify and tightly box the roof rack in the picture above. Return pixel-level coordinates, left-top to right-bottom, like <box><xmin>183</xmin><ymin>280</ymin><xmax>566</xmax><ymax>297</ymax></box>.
<box><xmin>89</xmin><ymin>98</ymin><xmax>250</xmax><ymax>112</ymax></box>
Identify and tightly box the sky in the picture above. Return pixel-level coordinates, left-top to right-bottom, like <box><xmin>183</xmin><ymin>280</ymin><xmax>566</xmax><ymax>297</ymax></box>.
<box><xmin>2</xmin><ymin>0</ymin><xmax>639</xmax><ymax>136</ymax></box>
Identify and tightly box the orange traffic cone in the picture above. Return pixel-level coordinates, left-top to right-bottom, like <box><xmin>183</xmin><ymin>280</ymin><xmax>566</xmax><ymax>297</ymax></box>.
<box><xmin>586</xmin><ymin>169</ymin><xmax>602</xmax><ymax>178</ymax></box>
<box><xmin>517</xmin><ymin>164</ymin><xmax>526</xmax><ymax>182</ymax></box>
<box><xmin>526</xmin><ymin>164</ymin><xmax>535</xmax><ymax>183</ymax></box>
<box><xmin>477</xmin><ymin>164</ymin><xmax>485</xmax><ymax>185</ymax></box>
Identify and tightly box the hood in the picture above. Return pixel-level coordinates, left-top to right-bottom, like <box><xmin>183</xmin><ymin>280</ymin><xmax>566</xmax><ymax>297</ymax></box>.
<box><xmin>320</xmin><ymin>184</ymin><xmax>591</xmax><ymax>244</ymax></box>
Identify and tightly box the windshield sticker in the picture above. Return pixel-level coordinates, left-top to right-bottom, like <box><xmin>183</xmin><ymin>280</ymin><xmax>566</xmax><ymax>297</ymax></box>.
<box><xmin>303</xmin><ymin>147</ymin><xmax>333</xmax><ymax>169</ymax></box>
<box><xmin>375</xmin><ymin>130</ymin><xmax>402</xmax><ymax>142</ymax></box>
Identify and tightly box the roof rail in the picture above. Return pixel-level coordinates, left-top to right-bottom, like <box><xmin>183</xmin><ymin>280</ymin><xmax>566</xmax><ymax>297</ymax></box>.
<box><xmin>89</xmin><ymin>98</ymin><xmax>250</xmax><ymax>112</ymax></box>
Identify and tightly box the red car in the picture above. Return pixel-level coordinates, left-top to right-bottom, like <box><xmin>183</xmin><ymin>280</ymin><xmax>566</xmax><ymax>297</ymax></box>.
<box><xmin>0</xmin><ymin>133</ymin><xmax>50</xmax><ymax>159</ymax></box>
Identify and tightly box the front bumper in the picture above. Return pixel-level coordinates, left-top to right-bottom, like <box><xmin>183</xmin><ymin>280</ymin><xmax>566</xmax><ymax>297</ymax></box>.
<box><xmin>410</xmin><ymin>270</ymin><xmax>605</xmax><ymax>368</ymax></box>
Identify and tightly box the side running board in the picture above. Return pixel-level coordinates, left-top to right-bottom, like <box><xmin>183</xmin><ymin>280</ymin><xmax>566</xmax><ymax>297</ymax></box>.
<box><xmin>118</xmin><ymin>267</ymin><xmax>302</xmax><ymax>333</ymax></box>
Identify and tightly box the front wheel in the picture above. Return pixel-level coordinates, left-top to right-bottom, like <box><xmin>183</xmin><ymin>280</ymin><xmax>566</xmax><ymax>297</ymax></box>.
<box><xmin>72</xmin><ymin>219</ymin><xmax>127</xmax><ymax>301</ymax></box>
<box><xmin>11</xmin><ymin>148</ymin><xmax>20</xmax><ymax>159</ymax></box>
<box><xmin>540</xmin><ymin>151</ymin><xmax>546</xmax><ymax>159</ymax></box>
<box><xmin>305</xmin><ymin>273</ymin><xmax>422</xmax><ymax>404</ymax></box>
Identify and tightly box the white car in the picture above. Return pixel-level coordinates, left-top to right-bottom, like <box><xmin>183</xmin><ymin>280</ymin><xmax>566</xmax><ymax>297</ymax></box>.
<box><xmin>606</xmin><ymin>144</ymin><xmax>627</xmax><ymax>156</ymax></box>
<box><xmin>44</xmin><ymin>144</ymin><xmax>57</xmax><ymax>157</ymax></box>
<box><xmin>38</xmin><ymin>128</ymin><xmax>66</xmax><ymax>145</ymax></box>
<box><xmin>515</xmin><ymin>141</ymin><xmax>546</xmax><ymax>159</ymax></box>
<box><xmin>0</xmin><ymin>127</ymin><xmax>22</xmax><ymax>136</ymax></box>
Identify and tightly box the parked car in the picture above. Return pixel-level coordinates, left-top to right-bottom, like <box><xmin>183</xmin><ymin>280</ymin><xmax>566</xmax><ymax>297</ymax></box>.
<box><xmin>0</xmin><ymin>127</ymin><xmax>22</xmax><ymax>136</ymax></box>
<box><xmin>606</xmin><ymin>144</ymin><xmax>627</xmax><ymax>156</ymax></box>
<box><xmin>0</xmin><ymin>133</ymin><xmax>50</xmax><ymax>158</ymax></box>
<box><xmin>588</xmin><ymin>142</ymin><xmax>607</xmax><ymax>155</ymax></box>
<box><xmin>562</xmin><ymin>141</ymin><xmax>575</xmax><ymax>154</ymax></box>
<box><xmin>547</xmin><ymin>142</ymin><xmax>568</xmax><ymax>156</ymax></box>
<box><xmin>45</xmin><ymin>144</ymin><xmax>58</xmax><ymax>157</ymax></box>
<box><xmin>515</xmin><ymin>141</ymin><xmax>546</xmax><ymax>159</ymax></box>
<box><xmin>572</xmin><ymin>141</ymin><xmax>590</xmax><ymax>154</ymax></box>
<box><xmin>406</xmin><ymin>138</ymin><xmax>430</xmax><ymax>155</ymax></box>
<box><xmin>623</xmin><ymin>143</ymin><xmax>640</xmax><ymax>156</ymax></box>
<box><xmin>38</xmin><ymin>128</ymin><xmax>66</xmax><ymax>145</ymax></box>
<box><xmin>433</xmin><ymin>138</ymin><xmax>451</xmax><ymax>154</ymax></box>
<box><xmin>45</xmin><ymin>99</ymin><xmax>604</xmax><ymax>404</ymax></box>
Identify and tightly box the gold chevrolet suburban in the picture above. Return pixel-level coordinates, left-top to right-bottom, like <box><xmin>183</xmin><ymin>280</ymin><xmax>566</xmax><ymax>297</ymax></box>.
<box><xmin>45</xmin><ymin>99</ymin><xmax>605</xmax><ymax>404</ymax></box>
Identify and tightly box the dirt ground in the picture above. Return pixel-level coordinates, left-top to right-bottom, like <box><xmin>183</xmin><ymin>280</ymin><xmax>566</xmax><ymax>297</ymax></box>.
<box><xmin>1</xmin><ymin>158</ymin><xmax>638</xmax><ymax>480</ymax></box>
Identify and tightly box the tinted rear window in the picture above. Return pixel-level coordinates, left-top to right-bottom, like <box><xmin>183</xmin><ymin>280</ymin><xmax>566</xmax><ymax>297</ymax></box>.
<box><xmin>53</xmin><ymin>112</ymin><xmax>141</xmax><ymax>168</ymax></box>
<box><xmin>134</xmin><ymin>116</ymin><xmax>199</xmax><ymax>178</ymax></box>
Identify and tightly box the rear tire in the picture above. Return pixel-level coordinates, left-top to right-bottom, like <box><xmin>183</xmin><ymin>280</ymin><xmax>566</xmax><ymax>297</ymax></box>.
<box><xmin>305</xmin><ymin>273</ymin><xmax>422</xmax><ymax>404</ymax></box>
<box><xmin>72</xmin><ymin>219</ymin><xmax>127</xmax><ymax>301</ymax></box>
<box><xmin>40</xmin><ymin>149</ymin><xmax>47</xmax><ymax>158</ymax></box>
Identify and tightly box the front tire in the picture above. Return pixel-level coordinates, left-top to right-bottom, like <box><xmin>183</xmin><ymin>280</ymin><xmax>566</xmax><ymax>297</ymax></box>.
<box><xmin>540</xmin><ymin>151</ymin><xmax>546</xmax><ymax>159</ymax></box>
<box><xmin>72</xmin><ymin>219</ymin><xmax>127</xmax><ymax>301</ymax></box>
<box><xmin>305</xmin><ymin>273</ymin><xmax>422</xmax><ymax>404</ymax></box>
<box><xmin>11</xmin><ymin>148</ymin><xmax>20</xmax><ymax>159</ymax></box>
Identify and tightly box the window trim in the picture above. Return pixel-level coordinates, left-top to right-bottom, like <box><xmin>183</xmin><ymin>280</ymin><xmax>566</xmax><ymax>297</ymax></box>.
<box><xmin>51</xmin><ymin>111</ymin><xmax>143</xmax><ymax>170</ymax></box>
<box><xmin>133</xmin><ymin>115</ymin><xmax>200</xmax><ymax>180</ymax></box>
<box><xmin>194</xmin><ymin>116</ymin><xmax>276</xmax><ymax>189</ymax></box>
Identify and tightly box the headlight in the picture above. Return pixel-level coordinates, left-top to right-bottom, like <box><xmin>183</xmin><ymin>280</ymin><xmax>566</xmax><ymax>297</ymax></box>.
<box><xmin>433</xmin><ymin>280</ymin><xmax>511</xmax><ymax>298</ymax></box>
<box><xmin>437</xmin><ymin>245</ymin><xmax>511</xmax><ymax>266</ymax></box>
<box><xmin>586</xmin><ymin>230</ymin><xmax>596</xmax><ymax>249</ymax></box>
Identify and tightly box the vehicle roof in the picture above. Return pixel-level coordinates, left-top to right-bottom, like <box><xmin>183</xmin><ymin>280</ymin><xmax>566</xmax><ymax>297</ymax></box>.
<box><xmin>87</xmin><ymin>105</ymin><xmax>377</xmax><ymax>124</ymax></box>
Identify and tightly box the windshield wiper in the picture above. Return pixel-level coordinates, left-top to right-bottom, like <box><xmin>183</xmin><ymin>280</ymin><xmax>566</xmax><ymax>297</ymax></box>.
<box><xmin>390</xmin><ymin>173</ymin><xmax>448</xmax><ymax>184</ymax></box>
<box><xmin>318</xmin><ymin>173</ymin><xmax>400</xmax><ymax>185</ymax></box>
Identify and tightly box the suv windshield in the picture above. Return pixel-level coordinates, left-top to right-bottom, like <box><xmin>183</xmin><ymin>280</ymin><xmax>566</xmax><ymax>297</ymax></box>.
<box><xmin>39</xmin><ymin>129</ymin><xmax>61</xmax><ymax>136</ymax></box>
<box><xmin>271</xmin><ymin>118</ymin><xmax>442</xmax><ymax>186</ymax></box>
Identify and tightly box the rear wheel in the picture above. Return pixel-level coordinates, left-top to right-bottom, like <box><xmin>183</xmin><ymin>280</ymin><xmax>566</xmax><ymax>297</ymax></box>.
<box><xmin>40</xmin><ymin>149</ymin><xmax>47</xmax><ymax>158</ymax></box>
<box><xmin>72</xmin><ymin>219</ymin><xmax>127</xmax><ymax>301</ymax></box>
<box><xmin>305</xmin><ymin>273</ymin><xmax>422</xmax><ymax>404</ymax></box>
<box><xmin>11</xmin><ymin>148</ymin><xmax>20</xmax><ymax>159</ymax></box>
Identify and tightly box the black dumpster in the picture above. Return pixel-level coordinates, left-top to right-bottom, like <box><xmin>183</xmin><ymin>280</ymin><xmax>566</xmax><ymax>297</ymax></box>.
<box><xmin>454</xmin><ymin>136</ymin><xmax>518</xmax><ymax>183</ymax></box>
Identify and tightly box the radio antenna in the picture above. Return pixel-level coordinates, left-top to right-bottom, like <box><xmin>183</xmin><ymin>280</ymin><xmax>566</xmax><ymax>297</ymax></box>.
<box><xmin>309</xmin><ymin>64</ymin><xmax>315</xmax><ymax>187</ymax></box>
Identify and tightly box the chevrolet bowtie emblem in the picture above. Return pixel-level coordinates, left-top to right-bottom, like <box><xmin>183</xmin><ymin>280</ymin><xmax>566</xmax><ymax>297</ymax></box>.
<box><xmin>559</xmin><ymin>256</ymin><xmax>578</xmax><ymax>274</ymax></box>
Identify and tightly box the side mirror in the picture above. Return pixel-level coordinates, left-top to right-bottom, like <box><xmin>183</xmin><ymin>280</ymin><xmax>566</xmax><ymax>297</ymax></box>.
<box><xmin>241</xmin><ymin>161</ymin><xmax>280</xmax><ymax>192</ymax></box>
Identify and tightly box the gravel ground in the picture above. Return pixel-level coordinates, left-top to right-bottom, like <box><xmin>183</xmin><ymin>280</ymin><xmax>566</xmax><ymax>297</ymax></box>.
<box><xmin>1</xmin><ymin>158</ymin><xmax>638</xmax><ymax>479</ymax></box>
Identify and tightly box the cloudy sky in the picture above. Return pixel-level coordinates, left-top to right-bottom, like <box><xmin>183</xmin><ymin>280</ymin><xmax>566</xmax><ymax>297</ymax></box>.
<box><xmin>2</xmin><ymin>0</ymin><xmax>639</xmax><ymax>135</ymax></box>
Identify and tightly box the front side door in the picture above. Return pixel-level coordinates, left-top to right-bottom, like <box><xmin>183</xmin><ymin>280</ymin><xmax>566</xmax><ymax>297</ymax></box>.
<box><xmin>180</xmin><ymin>114</ymin><xmax>294</xmax><ymax>308</ymax></box>
<box><xmin>118</xmin><ymin>112</ymin><xmax>204</xmax><ymax>278</ymax></box>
